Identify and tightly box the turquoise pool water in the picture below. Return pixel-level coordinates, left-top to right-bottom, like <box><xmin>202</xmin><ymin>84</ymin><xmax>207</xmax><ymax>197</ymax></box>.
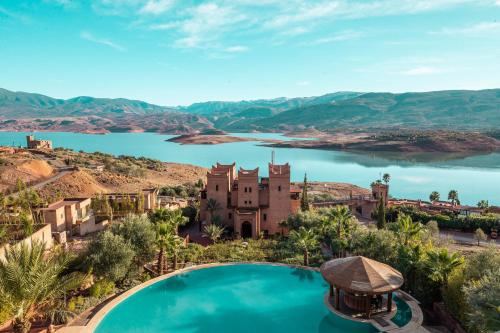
<box><xmin>94</xmin><ymin>264</ymin><xmax>378</xmax><ymax>333</ymax></box>
<box><xmin>391</xmin><ymin>296</ymin><xmax>412</xmax><ymax>327</ymax></box>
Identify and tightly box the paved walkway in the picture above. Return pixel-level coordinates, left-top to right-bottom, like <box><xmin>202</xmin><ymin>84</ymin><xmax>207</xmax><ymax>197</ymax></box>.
<box><xmin>439</xmin><ymin>230</ymin><xmax>499</xmax><ymax>246</ymax></box>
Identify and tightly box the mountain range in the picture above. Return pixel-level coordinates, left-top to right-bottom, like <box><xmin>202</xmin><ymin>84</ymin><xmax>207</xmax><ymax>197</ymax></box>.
<box><xmin>1</xmin><ymin>87</ymin><xmax>499</xmax><ymax>134</ymax></box>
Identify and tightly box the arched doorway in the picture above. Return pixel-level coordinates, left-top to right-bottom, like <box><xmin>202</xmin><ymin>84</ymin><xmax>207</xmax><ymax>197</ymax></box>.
<box><xmin>241</xmin><ymin>221</ymin><xmax>252</xmax><ymax>238</ymax></box>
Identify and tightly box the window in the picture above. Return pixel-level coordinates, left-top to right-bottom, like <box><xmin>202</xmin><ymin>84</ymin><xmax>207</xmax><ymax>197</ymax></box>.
<box><xmin>249</xmin><ymin>200</ymin><xmax>252</xmax><ymax>205</ymax></box>
<box><xmin>244</xmin><ymin>201</ymin><xmax>247</xmax><ymax>204</ymax></box>
<box><xmin>244</xmin><ymin>187</ymin><xmax>247</xmax><ymax>193</ymax></box>
<box><xmin>228</xmin><ymin>212</ymin><xmax>232</xmax><ymax>219</ymax></box>
<box><xmin>249</xmin><ymin>187</ymin><xmax>252</xmax><ymax>193</ymax></box>
<box><xmin>278</xmin><ymin>185</ymin><xmax>281</xmax><ymax>191</ymax></box>
<box><xmin>216</xmin><ymin>185</ymin><xmax>219</xmax><ymax>191</ymax></box>
<box><xmin>263</xmin><ymin>214</ymin><xmax>267</xmax><ymax>221</ymax></box>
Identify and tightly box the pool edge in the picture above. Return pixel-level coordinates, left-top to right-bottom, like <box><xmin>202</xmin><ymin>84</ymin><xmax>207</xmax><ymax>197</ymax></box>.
<box><xmin>59</xmin><ymin>262</ymin><xmax>320</xmax><ymax>333</ymax></box>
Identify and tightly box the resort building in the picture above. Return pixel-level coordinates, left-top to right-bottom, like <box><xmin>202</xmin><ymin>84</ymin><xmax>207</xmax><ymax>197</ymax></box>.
<box><xmin>312</xmin><ymin>182</ymin><xmax>389</xmax><ymax>219</ymax></box>
<box><xmin>104</xmin><ymin>188</ymin><xmax>159</xmax><ymax>212</ymax></box>
<box><xmin>200</xmin><ymin>162</ymin><xmax>300</xmax><ymax>238</ymax></box>
<box><xmin>41</xmin><ymin>197</ymin><xmax>107</xmax><ymax>237</ymax></box>
<box><xmin>26</xmin><ymin>135</ymin><xmax>52</xmax><ymax>150</ymax></box>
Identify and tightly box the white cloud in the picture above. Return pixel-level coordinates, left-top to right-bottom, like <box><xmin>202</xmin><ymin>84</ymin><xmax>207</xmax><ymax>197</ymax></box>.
<box><xmin>281</xmin><ymin>26</ymin><xmax>310</xmax><ymax>36</ymax></box>
<box><xmin>401</xmin><ymin>66</ymin><xmax>443</xmax><ymax>76</ymax></box>
<box><xmin>149</xmin><ymin>22</ymin><xmax>179</xmax><ymax>30</ymax></box>
<box><xmin>172</xmin><ymin>3</ymin><xmax>247</xmax><ymax>49</ymax></box>
<box><xmin>296</xmin><ymin>81</ymin><xmax>311</xmax><ymax>86</ymax></box>
<box><xmin>311</xmin><ymin>30</ymin><xmax>363</xmax><ymax>44</ymax></box>
<box><xmin>140</xmin><ymin>0</ymin><xmax>174</xmax><ymax>15</ymax></box>
<box><xmin>224</xmin><ymin>45</ymin><xmax>249</xmax><ymax>53</ymax></box>
<box><xmin>80</xmin><ymin>31</ymin><xmax>125</xmax><ymax>51</ymax></box>
<box><xmin>265</xmin><ymin>0</ymin><xmax>494</xmax><ymax>29</ymax></box>
<box><xmin>430</xmin><ymin>21</ymin><xmax>500</xmax><ymax>35</ymax></box>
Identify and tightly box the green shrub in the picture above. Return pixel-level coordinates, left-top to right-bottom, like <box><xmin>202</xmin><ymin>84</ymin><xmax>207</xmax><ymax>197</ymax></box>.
<box><xmin>390</xmin><ymin>206</ymin><xmax>500</xmax><ymax>233</ymax></box>
<box><xmin>89</xmin><ymin>279</ymin><xmax>115</xmax><ymax>298</ymax></box>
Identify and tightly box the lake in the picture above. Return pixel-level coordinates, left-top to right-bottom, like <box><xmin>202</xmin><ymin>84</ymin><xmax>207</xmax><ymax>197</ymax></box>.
<box><xmin>2</xmin><ymin>131</ymin><xmax>499</xmax><ymax>205</ymax></box>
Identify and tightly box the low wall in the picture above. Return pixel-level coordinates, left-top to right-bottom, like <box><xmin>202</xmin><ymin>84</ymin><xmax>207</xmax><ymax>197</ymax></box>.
<box><xmin>0</xmin><ymin>224</ymin><xmax>53</xmax><ymax>261</ymax></box>
<box><xmin>78</xmin><ymin>216</ymin><xmax>108</xmax><ymax>236</ymax></box>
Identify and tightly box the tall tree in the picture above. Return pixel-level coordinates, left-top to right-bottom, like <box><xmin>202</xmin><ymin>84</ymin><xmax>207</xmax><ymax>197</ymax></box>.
<box><xmin>86</xmin><ymin>231</ymin><xmax>135</xmax><ymax>282</ymax></box>
<box><xmin>300</xmin><ymin>173</ymin><xmax>310</xmax><ymax>211</ymax></box>
<box><xmin>477</xmin><ymin>200</ymin><xmax>489</xmax><ymax>212</ymax></box>
<box><xmin>0</xmin><ymin>242</ymin><xmax>85</xmax><ymax>333</ymax></box>
<box><xmin>448</xmin><ymin>190</ymin><xmax>459</xmax><ymax>206</ymax></box>
<box><xmin>322</xmin><ymin>205</ymin><xmax>354</xmax><ymax>257</ymax></box>
<box><xmin>110</xmin><ymin>214</ymin><xmax>156</xmax><ymax>267</ymax></box>
<box><xmin>376</xmin><ymin>196</ymin><xmax>386</xmax><ymax>230</ymax></box>
<box><xmin>168</xmin><ymin>209</ymin><xmax>189</xmax><ymax>235</ymax></box>
<box><xmin>155</xmin><ymin>222</ymin><xmax>174</xmax><ymax>275</ymax></box>
<box><xmin>289</xmin><ymin>227</ymin><xmax>318</xmax><ymax>266</ymax></box>
<box><xmin>206</xmin><ymin>198</ymin><xmax>221</xmax><ymax>224</ymax></box>
<box><xmin>429</xmin><ymin>191</ymin><xmax>440</xmax><ymax>202</ymax></box>
<box><xmin>382</xmin><ymin>173</ymin><xmax>391</xmax><ymax>184</ymax></box>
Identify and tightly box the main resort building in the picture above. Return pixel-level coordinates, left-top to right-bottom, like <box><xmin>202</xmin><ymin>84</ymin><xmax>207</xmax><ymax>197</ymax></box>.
<box><xmin>200</xmin><ymin>163</ymin><xmax>300</xmax><ymax>238</ymax></box>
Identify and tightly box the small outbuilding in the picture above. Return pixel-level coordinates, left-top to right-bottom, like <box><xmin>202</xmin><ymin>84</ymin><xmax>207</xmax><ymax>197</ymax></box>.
<box><xmin>320</xmin><ymin>256</ymin><xmax>404</xmax><ymax>318</ymax></box>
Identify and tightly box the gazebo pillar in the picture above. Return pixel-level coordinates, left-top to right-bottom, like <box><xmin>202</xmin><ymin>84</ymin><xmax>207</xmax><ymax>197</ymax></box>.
<box><xmin>365</xmin><ymin>295</ymin><xmax>371</xmax><ymax>318</ymax></box>
<box><xmin>329</xmin><ymin>284</ymin><xmax>334</xmax><ymax>297</ymax></box>
<box><xmin>387</xmin><ymin>292</ymin><xmax>393</xmax><ymax>313</ymax></box>
<box><xmin>334</xmin><ymin>288</ymin><xmax>340</xmax><ymax>310</ymax></box>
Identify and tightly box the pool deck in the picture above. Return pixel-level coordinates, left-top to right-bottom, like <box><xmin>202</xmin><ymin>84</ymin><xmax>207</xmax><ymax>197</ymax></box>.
<box><xmin>58</xmin><ymin>262</ymin><xmax>427</xmax><ymax>333</ymax></box>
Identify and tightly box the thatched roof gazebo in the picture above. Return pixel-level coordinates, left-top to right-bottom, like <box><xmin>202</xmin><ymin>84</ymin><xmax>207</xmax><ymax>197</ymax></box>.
<box><xmin>320</xmin><ymin>256</ymin><xmax>404</xmax><ymax>318</ymax></box>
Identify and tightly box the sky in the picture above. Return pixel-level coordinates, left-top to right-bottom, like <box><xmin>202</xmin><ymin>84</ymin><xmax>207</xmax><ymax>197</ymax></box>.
<box><xmin>1</xmin><ymin>0</ymin><xmax>500</xmax><ymax>106</ymax></box>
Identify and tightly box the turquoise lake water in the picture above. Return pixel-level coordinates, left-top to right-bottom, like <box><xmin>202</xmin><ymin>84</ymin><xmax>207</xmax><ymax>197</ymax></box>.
<box><xmin>94</xmin><ymin>264</ymin><xmax>378</xmax><ymax>333</ymax></box>
<box><xmin>1</xmin><ymin>131</ymin><xmax>499</xmax><ymax>205</ymax></box>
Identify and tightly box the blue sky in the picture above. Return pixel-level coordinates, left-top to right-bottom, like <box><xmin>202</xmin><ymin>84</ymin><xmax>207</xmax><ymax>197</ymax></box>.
<box><xmin>1</xmin><ymin>0</ymin><xmax>500</xmax><ymax>105</ymax></box>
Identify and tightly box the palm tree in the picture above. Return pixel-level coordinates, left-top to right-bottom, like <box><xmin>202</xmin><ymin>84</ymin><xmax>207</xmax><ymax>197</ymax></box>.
<box><xmin>0</xmin><ymin>242</ymin><xmax>85</xmax><ymax>333</ymax></box>
<box><xmin>168</xmin><ymin>234</ymin><xmax>184</xmax><ymax>271</ymax></box>
<box><xmin>394</xmin><ymin>214</ymin><xmax>424</xmax><ymax>246</ymax></box>
<box><xmin>168</xmin><ymin>209</ymin><xmax>189</xmax><ymax>235</ymax></box>
<box><xmin>382</xmin><ymin>173</ymin><xmax>391</xmax><ymax>184</ymax></box>
<box><xmin>429</xmin><ymin>191</ymin><xmax>440</xmax><ymax>202</ymax></box>
<box><xmin>289</xmin><ymin>227</ymin><xmax>318</xmax><ymax>266</ymax></box>
<box><xmin>426</xmin><ymin>248</ymin><xmax>463</xmax><ymax>288</ymax></box>
<box><xmin>206</xmin><ymin>198</ymin><xmax>221</xmax><ymax>223</ymax></box>
<box><xmin>477</xmin><ymin>200</ymin><xmax>489</xmax><ymax>212</ymax></box>
<box><xmin>202</xmin><ymin>224</ymin><xmax>225</xmax><ymax>243</ymax></box>
<box><xmin>155</xmin><ymin>222</ymin><xmax>174</xmax><ymax>275</ymax></box>
<box><xmin>149</xmin><ymin>208</ymin><xmax>170</xmax><ymax>224</ymax></box>
<box><xmin>448</xmin><ymin>190</ymin><xmax>459</xmax><ymax>206</ymax></box>
<box><xmin>322</xmin><ymin>206</ymin><xmax>353</xmax><ymax>257</ymax></box>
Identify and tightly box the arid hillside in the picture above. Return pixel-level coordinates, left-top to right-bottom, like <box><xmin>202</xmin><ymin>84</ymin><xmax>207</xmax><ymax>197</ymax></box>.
<box><xmin>0</xmin><ymin>155</ymin><xmax>55</xmax><ymax>192</ymax></box>
<box><xmin>0</xmin><ymin>149</ymin><xmax>207</xmax><ymax>199</ymax></box>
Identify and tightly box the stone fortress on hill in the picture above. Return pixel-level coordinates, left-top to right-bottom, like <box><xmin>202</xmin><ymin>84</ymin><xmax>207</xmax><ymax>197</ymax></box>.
<box><xmin>200</xmin><ymin>162</ymin><xmax>389</xmax><ymax>239</ymax></box>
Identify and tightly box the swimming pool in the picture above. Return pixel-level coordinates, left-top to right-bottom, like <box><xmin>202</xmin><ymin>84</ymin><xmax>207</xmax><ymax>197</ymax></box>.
<box><xmin>391</xmin><ymin>295</ymin><xmax>413</xmax><ymax>327</ymax></box>
<box><xmin>94</xmin><ymin>264</ymin><xmax>379</xmax><ymax>333</ymax></box>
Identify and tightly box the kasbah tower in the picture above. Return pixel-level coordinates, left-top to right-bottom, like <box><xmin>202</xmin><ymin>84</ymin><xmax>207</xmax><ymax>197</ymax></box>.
<box><xmin>200</xmin><ymin>162</ymin><xmax>301</xmax><ymax>239</ymax></box>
